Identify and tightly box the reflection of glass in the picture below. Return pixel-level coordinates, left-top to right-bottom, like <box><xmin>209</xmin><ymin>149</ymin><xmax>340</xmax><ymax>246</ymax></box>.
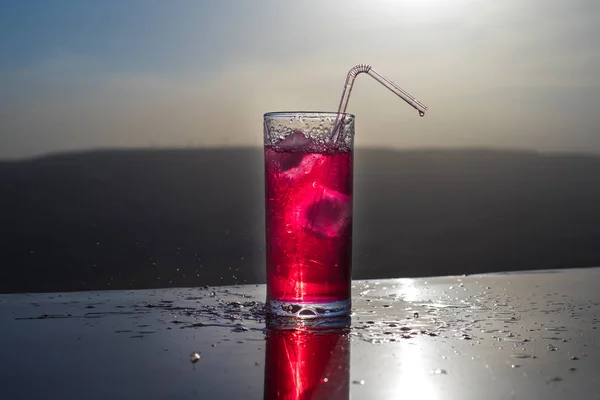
<box><xmin>263</xmin><ymin>317</ymin><xmax>351</xmax><ymax>400</ymax></box>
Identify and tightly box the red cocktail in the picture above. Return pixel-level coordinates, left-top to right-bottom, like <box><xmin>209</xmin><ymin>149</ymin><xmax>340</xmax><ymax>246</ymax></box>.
<box><xmin>264</xmin><ymin>112</ymin><xmax>354</xmax><ymax>317</ymax></box>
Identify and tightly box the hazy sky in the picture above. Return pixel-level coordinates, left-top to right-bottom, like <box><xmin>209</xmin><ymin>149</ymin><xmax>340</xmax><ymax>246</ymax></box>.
<box><xmin>1</xmin><ymin>0</ymin><xmax>599</xmax><ymax>159</ymax></box>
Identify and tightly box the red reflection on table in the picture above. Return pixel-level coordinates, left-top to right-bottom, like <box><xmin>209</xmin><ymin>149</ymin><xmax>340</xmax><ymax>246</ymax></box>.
<box><xmin>264</xmin><ymin>318</ymin><xmax>350</xmax><ymax>400</ymax></box>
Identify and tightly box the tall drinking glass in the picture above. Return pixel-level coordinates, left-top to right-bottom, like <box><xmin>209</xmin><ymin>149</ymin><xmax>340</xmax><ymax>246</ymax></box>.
<box><xmin>264</xmin><ymin>112</ymin><xmax>354</xmax><ymax>317</ymax></box>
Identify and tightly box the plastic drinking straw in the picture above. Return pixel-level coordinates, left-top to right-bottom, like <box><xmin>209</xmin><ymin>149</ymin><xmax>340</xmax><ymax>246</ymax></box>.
<box><xmin>330</xmin><ymin>64</ymin><xmax>428</xmax><ymax>143</ymax></box>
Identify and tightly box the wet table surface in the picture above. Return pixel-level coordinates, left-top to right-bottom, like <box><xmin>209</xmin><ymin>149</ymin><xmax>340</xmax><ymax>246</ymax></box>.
<box><xmin>2</xmin><ymin>268</ymin><xmax>600</xmax><ymax>400</ymax></box>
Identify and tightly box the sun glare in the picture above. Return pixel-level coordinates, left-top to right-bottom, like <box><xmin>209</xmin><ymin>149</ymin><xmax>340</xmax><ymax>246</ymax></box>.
<box><xmin>375</xmin><ymin>0</ymin><xmax>460</xmax><ymax>23</ymax></box>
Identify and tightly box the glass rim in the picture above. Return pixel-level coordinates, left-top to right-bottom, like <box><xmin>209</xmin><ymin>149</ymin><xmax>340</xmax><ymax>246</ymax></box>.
<box><xmin>264</xmin><ymin>111</ymin><xmax>355</xmax><ymax>119</ymax></box>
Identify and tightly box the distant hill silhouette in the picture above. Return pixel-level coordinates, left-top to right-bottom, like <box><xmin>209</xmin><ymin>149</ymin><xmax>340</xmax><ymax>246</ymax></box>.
<box><xmin>1</xmin><ymin>147</ymin><xmax>600</xmax><ymax>294</ymax></box>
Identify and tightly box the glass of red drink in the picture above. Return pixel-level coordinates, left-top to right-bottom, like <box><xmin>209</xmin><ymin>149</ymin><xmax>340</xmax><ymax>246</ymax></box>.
<box><xmin>264</xmin><ymin>112</ymin><xmax>354</xmax><ymax>317</ymax></box>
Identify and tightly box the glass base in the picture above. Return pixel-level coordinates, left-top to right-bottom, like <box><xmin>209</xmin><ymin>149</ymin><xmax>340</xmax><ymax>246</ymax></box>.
<box><xmin>266</xmin><ymin>299</ymin><xmax>351</xmax><ymax>319</ymax></box>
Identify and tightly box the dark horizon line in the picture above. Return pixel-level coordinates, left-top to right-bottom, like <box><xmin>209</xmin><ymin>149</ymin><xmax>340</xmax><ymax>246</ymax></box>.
<box><xmin>3</xmin><ymin>144</ymin><xmax>600</xmax><ymax>163</ymax></box>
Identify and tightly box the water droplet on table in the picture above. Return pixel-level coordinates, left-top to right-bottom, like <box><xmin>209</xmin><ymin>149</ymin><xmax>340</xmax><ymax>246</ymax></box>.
<box><xmin>190</xmin><ymin>352</ymin><xmax>200</xmax><ymax>364</ymax></box>
<box><xmin>511</xmin><ymin>353</ymin><xmax>536</xmax><ymax>359</ymax></box>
